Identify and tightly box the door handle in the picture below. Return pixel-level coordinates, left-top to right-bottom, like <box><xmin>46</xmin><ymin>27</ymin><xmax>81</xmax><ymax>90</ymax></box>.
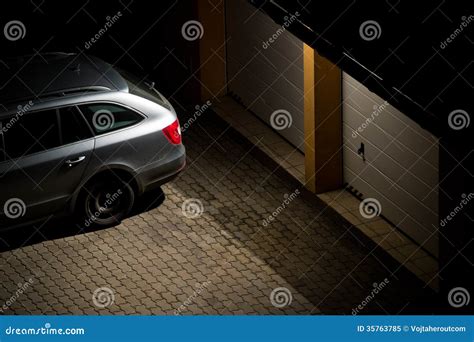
<box><xmin>65</xmin><ymin>156</ymin><xmax>86</xmax><ymax>167</ymax></box>
<box><xmin>357</xmin><ymin>142</ymin><xmax>366</xmax><ymax>162</ymax></box>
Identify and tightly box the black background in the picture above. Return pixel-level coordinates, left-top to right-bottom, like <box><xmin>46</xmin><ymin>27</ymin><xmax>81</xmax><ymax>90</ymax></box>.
<box><xmin>0</xmin><ymin>1</ymin><xmax>201</xmax><ymax>112</ymax></box>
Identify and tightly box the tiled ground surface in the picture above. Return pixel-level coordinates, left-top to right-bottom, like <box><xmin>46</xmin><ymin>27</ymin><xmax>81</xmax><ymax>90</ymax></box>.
<box><xmin>214</xmin><ymin>96</ymin><xmax>439</xmax><ymax>290</ymax></box>
<box><xmin>318</xmin><ymin>190</ymin><xmax>439</xmax><ymax>289</ymax></box>
<box><xmin>0</xmin><ymin>109</ymin><xmax>437</xmax><ymax>315</ymax></box>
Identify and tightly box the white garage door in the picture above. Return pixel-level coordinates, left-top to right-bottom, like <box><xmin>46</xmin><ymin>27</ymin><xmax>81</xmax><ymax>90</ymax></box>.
<box><xmin>225</xmin><ymin>0</ymin><xmax>305</xmax><ymax>152</ymax></box>
<box><xmin>343</xmin><ymin>73</ymin><xmax>439</xmax><ymax>256</ymax></box>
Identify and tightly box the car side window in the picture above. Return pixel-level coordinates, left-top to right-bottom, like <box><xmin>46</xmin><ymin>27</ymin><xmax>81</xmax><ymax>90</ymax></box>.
<box><xmin>78</xmin><ymin>103</ymin><xmax>144</xmax><ymax>135</ymax></box>
<box><xmin>59</xmin><ymin>106</ymin><xmax>93</xmax><ymax>145</ymax></box>
<box><xmin>2</xmin><ymin>109</ymin><xmax>60</xmax><ymax>160</ymax></box>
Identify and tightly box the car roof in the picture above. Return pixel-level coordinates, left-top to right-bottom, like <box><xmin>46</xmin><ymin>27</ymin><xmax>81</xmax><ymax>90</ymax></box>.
<box><xmin>0</xmin><ymin>53</ymin><xmax>128</xmax><ymax>108</ymax></box>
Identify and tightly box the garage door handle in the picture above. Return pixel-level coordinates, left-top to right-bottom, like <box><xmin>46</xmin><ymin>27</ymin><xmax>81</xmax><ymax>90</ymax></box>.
<box><xmin>357</xmin><ymin>143</ymin><xmax>366</xmax><ymax>162</ymax></box>
<box><xmin>65</xmin><ymin>156</ymin><xmax>86</xmax><ymax>167</ymax></box>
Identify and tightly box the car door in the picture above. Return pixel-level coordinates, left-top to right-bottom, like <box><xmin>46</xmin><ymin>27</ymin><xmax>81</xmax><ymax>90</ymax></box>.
<box><xmin>0</xmin><ymin>106</ymin><xmax>94</xmax><ymax>228</ymax></box>
<box><xmin>76</xmin><ymin>102</ymin><xmax>147</xmax><ymax>175</ymax></box>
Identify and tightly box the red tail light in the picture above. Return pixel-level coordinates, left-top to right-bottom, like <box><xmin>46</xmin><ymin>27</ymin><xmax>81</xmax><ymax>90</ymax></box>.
<box><xmin>163</xmin><ymin>119</ymin><xmax>182</xmax><ymax>145</ymax></box>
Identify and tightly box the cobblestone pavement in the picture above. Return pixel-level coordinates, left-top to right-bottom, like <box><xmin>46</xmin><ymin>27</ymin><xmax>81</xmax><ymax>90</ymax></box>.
<box><xmin>0</xmin><ymin>110</ymin><xmax>436</xmax><ymax>315</ymax></box>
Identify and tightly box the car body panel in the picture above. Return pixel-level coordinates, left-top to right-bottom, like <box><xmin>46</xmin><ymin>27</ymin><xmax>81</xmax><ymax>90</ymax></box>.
<box><xmin>0</xmin><ymin>138</ymin><xmax>95</xmax><ymax>226</ymax></box>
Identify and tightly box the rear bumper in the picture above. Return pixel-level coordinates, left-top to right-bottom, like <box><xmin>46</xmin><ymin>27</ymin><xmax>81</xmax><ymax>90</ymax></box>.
<box><xmin>137</xmin><ymin>144</ymin><xmax>186</xmax><ymax>193</ymax></box>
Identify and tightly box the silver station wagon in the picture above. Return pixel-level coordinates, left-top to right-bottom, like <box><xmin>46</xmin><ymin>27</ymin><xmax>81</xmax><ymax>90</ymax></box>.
<box><xmin>0</xmin><ymin>53</ymin><xmax>186</xmax><ymax>228</ymax></box>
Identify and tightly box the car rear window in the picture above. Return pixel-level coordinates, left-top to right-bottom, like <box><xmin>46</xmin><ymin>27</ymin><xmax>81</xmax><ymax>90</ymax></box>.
<box><xmin>78</xmin><ymin>103</ymin><xmax>144</xmax><ymax>135</ymax></box>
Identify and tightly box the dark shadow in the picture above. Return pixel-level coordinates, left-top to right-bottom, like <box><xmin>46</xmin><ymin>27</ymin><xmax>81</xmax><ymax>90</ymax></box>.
<box><xmin>0</xmin><ymin>187</ymin><xmax>165</xmax><ymax>253</ymax></box>
<box><xmin>178</xmin><ymin>110</ymin><xmax>444</xmax><ymax>314</ymax></box>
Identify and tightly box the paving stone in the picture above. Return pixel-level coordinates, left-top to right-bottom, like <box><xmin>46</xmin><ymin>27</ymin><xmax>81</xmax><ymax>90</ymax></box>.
<box><xmin>0</xmin><ymin>111</ymin><xmax>435</xmax><ymax>315</ymax></box>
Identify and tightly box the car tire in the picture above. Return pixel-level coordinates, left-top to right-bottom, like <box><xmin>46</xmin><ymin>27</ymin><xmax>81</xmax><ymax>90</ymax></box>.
<box><xmin>79</xmin><ymin>177</ymin><xmax>135</xmax><ymax>228</ymax></box>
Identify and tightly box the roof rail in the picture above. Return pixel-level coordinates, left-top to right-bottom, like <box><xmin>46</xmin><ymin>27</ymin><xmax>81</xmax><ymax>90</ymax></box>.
<box><xmin>42</xmin><ymin>86</ymin><xmax>112</xmax><ymax>97</ymax></box>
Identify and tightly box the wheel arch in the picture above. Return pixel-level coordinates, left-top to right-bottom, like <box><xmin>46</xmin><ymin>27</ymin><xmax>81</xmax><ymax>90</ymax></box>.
<box><xmin>69</xmin><ymin>165</ymin><xmax>143</xmax><ymax>213</ymax></box>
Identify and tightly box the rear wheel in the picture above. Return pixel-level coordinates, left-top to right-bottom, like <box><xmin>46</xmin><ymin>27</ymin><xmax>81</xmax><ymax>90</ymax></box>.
<box><xmin>79</xmin><ymin>178</ymin><xmax>135</xmax><ymax>228</ymax></box>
